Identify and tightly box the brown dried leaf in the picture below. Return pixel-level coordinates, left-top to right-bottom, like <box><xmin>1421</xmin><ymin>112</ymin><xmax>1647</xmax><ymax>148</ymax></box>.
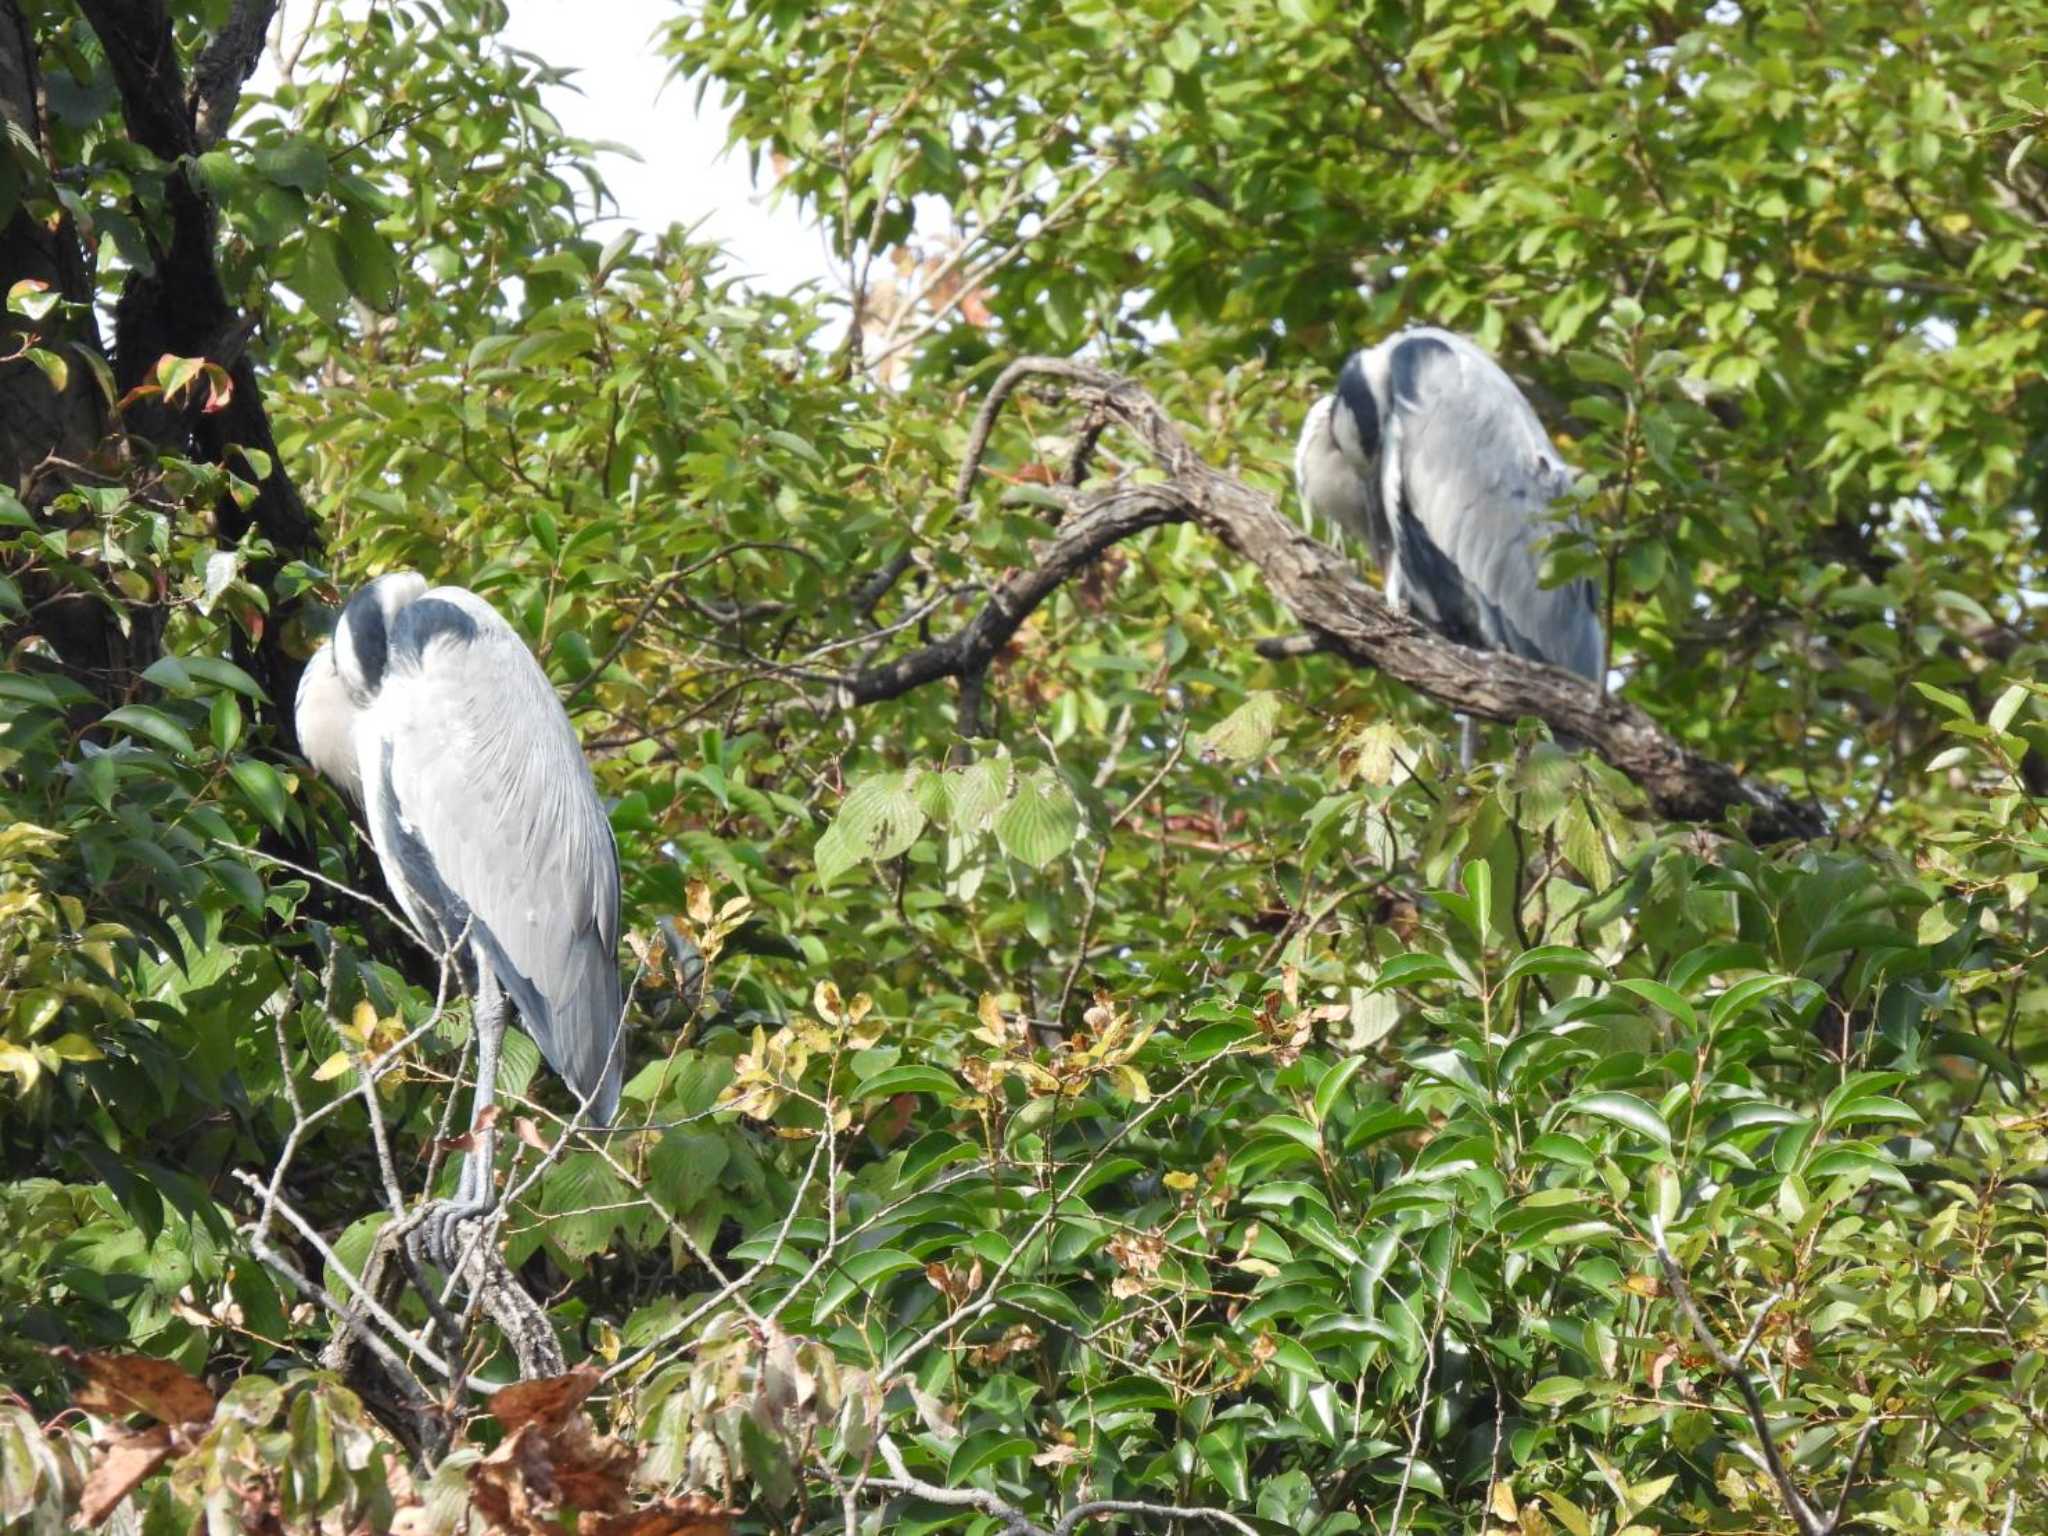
<box><xmin>1648</xmin><ymin>1343</ymin><xmax>1680</xmax><ymax>1393</ymax></box>
<box><xmin>60</xmin><ymin>1349</ymin><xmax>215</xmax><ymax>1426</ymax></box>
<box><xmin>515</xmin><ymin>1116</ymin><xmax>552</xmax><ymax>1153</ymax></box>
<box><xmin>471</xmin><ymin>1425</ymin><xmax>558</xmax><ymax>1536</ymax></box>
<box><xmin>546</xmin><ymin>1417</ymin><xmax>638</xmax><ymax>1512</ymax></box>
<box><xmin>490</xmin><ymin>1365</ymin><xmax>601</xmax><ymax>1434</ymax></box>
<box><xmin>78</xmin><ymin>1425</ymin><xmax>171</xmax><ymax>1527</ymax></box>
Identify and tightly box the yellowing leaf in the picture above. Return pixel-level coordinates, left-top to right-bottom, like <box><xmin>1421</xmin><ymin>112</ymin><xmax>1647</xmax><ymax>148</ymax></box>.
<box><xmin>1489</xmin><ymin>1480</ymin><xmax>1519</xmax><ymax>1523</ymax></box>
<box><xmin>1197</xmin><ymin>690</ymin><xmax>1283</xmax><ymax>763</ymax></box>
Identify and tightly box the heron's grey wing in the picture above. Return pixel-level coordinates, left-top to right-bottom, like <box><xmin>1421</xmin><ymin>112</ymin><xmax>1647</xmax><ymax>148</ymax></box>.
<box><xmin>1381</xmin><ymin>332</ymin><xmax>1603</xmax><ymax>682</ymax></box>
<box><xmin>371</xmin><ymin>588</ymin><xmax>624</xmax><ymax>1122</ymax></box>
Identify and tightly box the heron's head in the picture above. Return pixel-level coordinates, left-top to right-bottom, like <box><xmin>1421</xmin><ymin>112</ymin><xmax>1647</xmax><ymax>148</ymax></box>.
<box><xmin>334</xmin><ymin>570</ymin><xmax>429</xmax><ymax>700</ymax></box>
<box><xmin>1295</xmin><ymin>391</ymin><xmax>1375</xmax><ymax>537</ymax></box>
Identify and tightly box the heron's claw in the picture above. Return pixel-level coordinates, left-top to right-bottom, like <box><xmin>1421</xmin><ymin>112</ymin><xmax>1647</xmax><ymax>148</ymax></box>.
<box><xmin>408</xmin><ymin>1197</ymin><xmax>492</xmax><ymax>1275</ymax></box>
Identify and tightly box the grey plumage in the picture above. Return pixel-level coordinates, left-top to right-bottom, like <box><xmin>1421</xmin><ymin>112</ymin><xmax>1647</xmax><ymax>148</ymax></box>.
<box><xmin>296</xmin><ymin>572</ymin><xmax>624</xmax><ymax>1255</ymax></box>
<box><xmin>1296</xmin><ymin>327</ymin><xmax>1603</xmax><ymax>696</ymax></box>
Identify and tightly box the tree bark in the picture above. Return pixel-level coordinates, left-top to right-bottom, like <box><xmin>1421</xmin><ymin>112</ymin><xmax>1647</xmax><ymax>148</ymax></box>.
<box><xmin>0</xmin><ymin>0</ymin><xmax>157</xmax><ymax>693</ymax></box>
<box><xmin>825</xmin><ymin>358</ymin><xmax>1828</xmax><ymax>843</ymax></box>
<box><xmin>70</xmin><ymin>0</ymin><xmax>317</xmax><ymax>735</ymax></box>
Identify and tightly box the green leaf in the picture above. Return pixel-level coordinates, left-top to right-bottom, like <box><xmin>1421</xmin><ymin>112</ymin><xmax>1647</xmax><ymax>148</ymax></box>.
<box><xmin>1566</xmin><ymin>1092</ymin><xmax>1671</xmax><ymax>1149</ymax></box>
<box><xmin>229</xmin><ymin>759</ymin><xmax>290</xmax><ymax>832</ymax></box>
<box><xmin>853</xmin><ymin>1065</ymin><xmax>959</xmax><ymax>1100</ymax></box>
<box><xmin>1614</xmin><ymin>977</ymin><xmax>1698</xmax><ymax>1029</ymax></box>
<box><xmin>23</xmin><ymin>347</ymin><xmax>67</xmax><ymax>393</ymax></box>
<box><xmin>994</xmin><ymin>764</ymin><xmax>1081</xmax><ymax>868</ymax></box>
<box><xmin>254</xmin><ymin>135</ymin><xmax>330</xmax><ymax>193</ymax></box>
<box><xmin>1708</xmin><ymin>974</ymin><xmax>1800</xmax><ymax>1030</ymax></box>
<box><xmin>1197</xmin><ymin>1426</ymin><xmax>1250</xmax><ymax>1503</ymax></box>
<box><xmin>944</xmin><ymin>754</ymin><xmax>1012</xmax><ymax>831</ymax></box>
<box><xmin>102</xmin><ymin>705</ymin><xmax>196</xmax><ymax>758</ymax></box>
<box><xmin>6</xmin><ymin>279</ymin><xmax>57</xmax><ymax>319</ymax></box>
<box><xmin>1374</xmin><ymin>952</ymin><xmax>1459</xmax><ymax>989</ymax></box>
<box><xmin>337</xmin><ymin>208</ymin><xmax>400</xmax><ymax>311</ymax></box>
<box><xmin>812</xmin><ymin>1248</ymin><xmax>921</xmax><ymax>1320</ymax></box>
<box><xmin>183</xmin><ymin>656</ymin><xmax>268</xmax><ymax>700</ymax></box>
<box><xmin>947</xmin><ymin>1431</ymin><xmax>1035</xmax><ymax>1482</ymax></box>
<box><xmin>1312</xmin><ymin>1055</ymin><xmax>1366</xmax><ymax>1125</ymax></box>
<box><xmin>816</xmin><ymin>770</ymin><xmax>927</xmax><ymax>884</ymax></box>
<box><xmin>1557</xmin><ymin>797</ymin><xmax>1611</xmax><ymax>888</ymax></box>
<box><xmin>1500</xmin><ymin>945</ymin><xmax>1607</xmax><ymax>985</ymax></box>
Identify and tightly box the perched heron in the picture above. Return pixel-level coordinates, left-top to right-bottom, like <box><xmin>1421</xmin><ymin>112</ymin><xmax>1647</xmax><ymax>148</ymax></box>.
<box><xmin>296</xmin><ymin>572</ymin><xmax>623</xmax><ymax>1264</ymax></box>
<box><xmin>1295</xmin><ymin>326</ymin><xmax>1603</xmax><ymax>764</ymax></box>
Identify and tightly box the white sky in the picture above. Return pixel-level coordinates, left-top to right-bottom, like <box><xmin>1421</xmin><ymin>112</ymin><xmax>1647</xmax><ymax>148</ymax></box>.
<box><xmin>263</xmin><ymin>0</ymin><xmax>837</xmax><ymax>295</ymax></box>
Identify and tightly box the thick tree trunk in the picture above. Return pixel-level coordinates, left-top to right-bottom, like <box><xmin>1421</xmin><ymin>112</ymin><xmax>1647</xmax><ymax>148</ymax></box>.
<box><xmin>0</xmin><ymin>0</ymin><xmax>155</xmax><ymax>693</ymax></box>
<box><xmin>0</xmin><ymin>0</ymin><xmax>317</xmax><ymax>739</ymax></box>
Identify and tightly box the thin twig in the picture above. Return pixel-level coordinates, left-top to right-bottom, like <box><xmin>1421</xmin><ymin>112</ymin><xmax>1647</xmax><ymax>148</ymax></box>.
<box><xmin>1652</xmin><ymin>1222</ymin><xmax>1831</xmax><ymax>1536</ymax></box>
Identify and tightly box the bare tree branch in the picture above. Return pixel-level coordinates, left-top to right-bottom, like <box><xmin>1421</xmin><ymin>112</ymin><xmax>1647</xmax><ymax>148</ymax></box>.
<box><xmin>842</xmin><ymin>479</ymin><xmax>1187</xmax><ymax>733</ymax></box>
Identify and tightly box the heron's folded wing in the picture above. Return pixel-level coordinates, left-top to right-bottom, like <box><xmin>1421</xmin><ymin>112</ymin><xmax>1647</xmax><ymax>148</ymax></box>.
<box><xmin>1384</xmin><ymin>332</ymin><xmax>1603</xmax><ymax>682</ymax></box>
<box><xmin>377</xmin><ymin>588</ymin><xmax>625</xmax><ymax>1121</ymax></box>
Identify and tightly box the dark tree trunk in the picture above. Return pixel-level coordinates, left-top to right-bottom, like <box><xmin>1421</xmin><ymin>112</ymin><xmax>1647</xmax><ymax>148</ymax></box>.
<box><xmin>0</xmin><ymin>0</ymin><xmax>318</xmax><ymax>742</ymax></box>
<box><xmin>0</xmin><ymin>0</ymin><xmax>157</xmax><ymax>694</ymax></box>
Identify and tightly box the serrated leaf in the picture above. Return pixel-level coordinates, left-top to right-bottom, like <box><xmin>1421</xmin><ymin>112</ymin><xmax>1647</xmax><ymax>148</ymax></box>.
<box><xmin>944</xmin><ymin>754</ymin><xmax>1012</xmax><ymax>831</ymax></box>
<box><xmin>994</xmin><ymin>764</ymin><xmax>1081</xmax><ymax>868</ymax></box>
<box><xmin>816</xmin><ymin>770</ymin><xmax>927</xmax><ymax>884</ymax></box>
<box><xmin>1197</xmin><ymin>690</ymin><xmax>1283</xmax><ymax>762</ymax></box>
<box><xmin>1558</xmin><ymin>796</ymin><xmax>1611</xmax><ymax>887</ymax></box>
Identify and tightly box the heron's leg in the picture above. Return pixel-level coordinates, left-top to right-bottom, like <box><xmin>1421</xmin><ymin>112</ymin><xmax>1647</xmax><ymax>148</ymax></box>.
<box><xmin>421</xmin><ymin>963</ymin><xmax>505</xmax><ymax>1271</ymax></box>
<box><xmin>1458</xmin><ymin>715</ymin><xmax>1478</xmax><ymax>771</ymax></box>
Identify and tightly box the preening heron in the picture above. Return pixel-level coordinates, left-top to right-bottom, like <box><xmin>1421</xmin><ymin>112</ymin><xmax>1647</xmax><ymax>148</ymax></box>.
<box><xmin>297</xmin><ymin>572</ymin><xmax>623</xmax><ymax>1264</ymax></box>
<box><xmin>1295</xmin><ymin>327</ymin><xmax>1602</xmax><ymax>764</ymax></box>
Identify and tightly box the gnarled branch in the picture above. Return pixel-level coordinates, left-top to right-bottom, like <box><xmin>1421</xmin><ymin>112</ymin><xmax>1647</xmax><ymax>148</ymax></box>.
<box><xmin>824</xmin><ymin>357</ymin><xmax>1826</xmax><ymax>842</ymax></box>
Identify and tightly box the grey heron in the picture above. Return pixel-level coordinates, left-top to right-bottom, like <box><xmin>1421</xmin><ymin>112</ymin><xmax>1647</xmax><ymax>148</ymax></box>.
<box><xmin>296</xmin><ymin>571</ymin><xmax>623</xmax><ymax>1264</ymax></box>
<box><xmin>1295</xmin><ymin>327</ymin><xmax>1603</xmax><ymax>764</ymax></box>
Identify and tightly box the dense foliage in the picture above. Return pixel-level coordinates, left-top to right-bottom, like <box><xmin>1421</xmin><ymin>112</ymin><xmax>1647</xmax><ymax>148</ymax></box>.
<box><xmin>2</xmin><ymin>1</ymin><xmax>2045</xmax><ymax>1533</ymax></box>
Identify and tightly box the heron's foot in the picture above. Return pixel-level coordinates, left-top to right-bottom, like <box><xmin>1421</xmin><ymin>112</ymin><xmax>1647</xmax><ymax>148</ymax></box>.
<box><xmin>408</xmin><ymin>1196</ymin><xmax>495</xmax><ymax>1275</ymax></box>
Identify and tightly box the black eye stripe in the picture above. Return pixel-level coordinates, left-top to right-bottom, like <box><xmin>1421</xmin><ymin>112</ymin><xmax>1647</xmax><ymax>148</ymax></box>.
<box><xmin>1336</xmin><ymin>352</ymin><xmax>1381</xmax><ymax>460</ymax></box>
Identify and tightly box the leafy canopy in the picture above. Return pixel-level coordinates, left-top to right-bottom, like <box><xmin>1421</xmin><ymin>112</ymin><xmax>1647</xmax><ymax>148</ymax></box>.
<box><xmin>1</xmin><ymin>1</ymin><xmax>2045</xmax><ymax>1533</ymax></box>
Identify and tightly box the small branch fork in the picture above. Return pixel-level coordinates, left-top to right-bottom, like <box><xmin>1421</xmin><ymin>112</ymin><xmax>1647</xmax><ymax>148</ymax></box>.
<box><xmin>808</xmin><ymin>357</ymin><xmax>1826</xmax><ymax>842</ymax></box>
<box><xmin>1652</xmin><ymin>1223</ymin><xmax>1875</xmax><ymax>1536</ymax></box>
